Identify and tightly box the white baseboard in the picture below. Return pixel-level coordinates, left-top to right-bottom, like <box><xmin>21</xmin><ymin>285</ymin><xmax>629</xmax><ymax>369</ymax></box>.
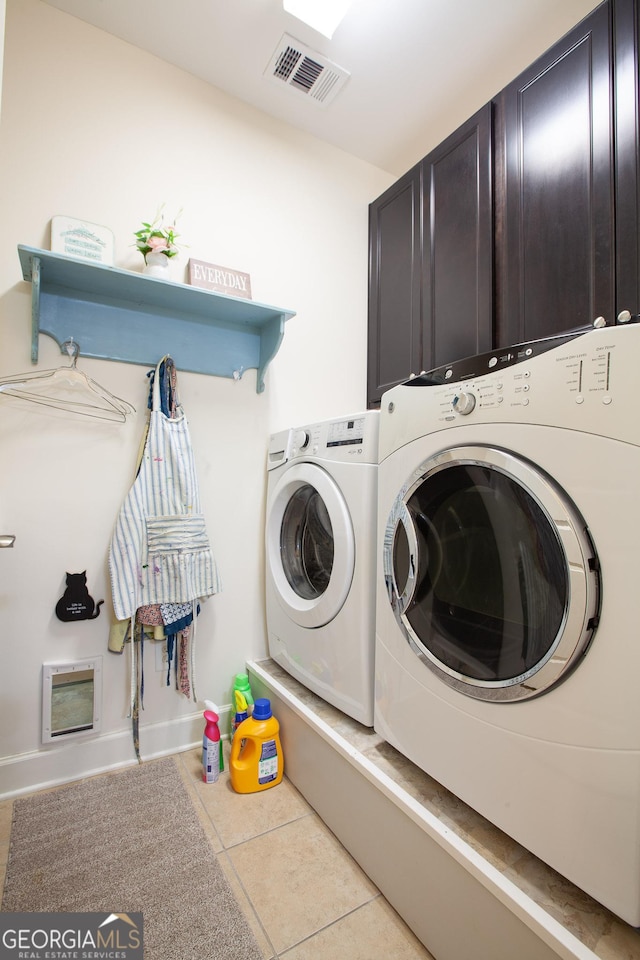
<box><xmin>0</xmin><ymin>709</ymin><xmax>229</xmax><ymax>800</ymax></box>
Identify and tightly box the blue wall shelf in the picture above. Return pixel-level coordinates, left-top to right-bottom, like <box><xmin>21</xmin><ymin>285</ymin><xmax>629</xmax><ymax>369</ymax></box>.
<box><xmin>18</xmin><ymin>245</ymin><xmax>296</xmax><ymax>393</ymax></box>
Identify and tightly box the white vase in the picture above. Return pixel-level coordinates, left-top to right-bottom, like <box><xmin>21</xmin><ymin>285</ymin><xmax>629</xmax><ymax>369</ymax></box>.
<box><xmin>143</xmin><ymin>251</ymin><xmax>172</xmax><ymax>278</ymax></box>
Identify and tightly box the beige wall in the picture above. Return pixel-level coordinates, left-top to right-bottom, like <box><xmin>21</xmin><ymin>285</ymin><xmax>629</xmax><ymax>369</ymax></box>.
<box><xmin>0</xmin><ymin>0</ymin><xmax>392</xmax><ymax>794</ymax></box>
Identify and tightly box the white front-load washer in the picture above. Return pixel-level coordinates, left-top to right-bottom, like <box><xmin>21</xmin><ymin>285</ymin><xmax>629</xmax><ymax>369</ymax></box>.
<box><xmin>375</xmin><ymin>322</ymin><xmax>640</xmax><ymax>925</ymax></box>
<box><xmin>266</xmin><ymin>412</ymin><xmax>379</xmax><ymax>726</ymax></box>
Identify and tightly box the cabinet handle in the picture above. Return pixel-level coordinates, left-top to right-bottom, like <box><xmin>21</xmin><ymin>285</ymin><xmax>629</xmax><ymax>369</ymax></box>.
<box><xmin>617</xmin><ymin>310</ymin><xmax>640</xmax><ymax>324</ymax></box>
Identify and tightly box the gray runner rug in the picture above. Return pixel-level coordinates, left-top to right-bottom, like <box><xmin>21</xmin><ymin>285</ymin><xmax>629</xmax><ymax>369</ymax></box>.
<box><xmin>2</xmin><ymin>757</ymin><xmax>262</xmax><ymax>960</ymax></box>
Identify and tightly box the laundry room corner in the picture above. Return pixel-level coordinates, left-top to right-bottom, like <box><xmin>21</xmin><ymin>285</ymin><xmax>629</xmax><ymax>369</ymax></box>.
<box><xmin>0</xmin><ymin>0</ymin><xmax>391</xmax><ymax>797</ymax></box>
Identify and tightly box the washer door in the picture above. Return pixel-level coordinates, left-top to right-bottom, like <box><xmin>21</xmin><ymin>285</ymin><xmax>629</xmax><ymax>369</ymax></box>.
<box><xmin>267</xmin><ymin>462</ymin><xmax>355</xmax><ymax>628</ymax></box>
<box><xmin>384</xmin><ymin>445</ymin><xmax>601</xmax><ymax>701</ymax></box>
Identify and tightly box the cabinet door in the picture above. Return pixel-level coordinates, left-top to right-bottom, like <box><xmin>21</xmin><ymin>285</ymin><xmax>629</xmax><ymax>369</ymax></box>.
<box><xmin>367</xmin><ymin>164</ymin><xmax>422</xmax><ymax>408</ymax></box>
<box><xmin>422</xmin><ymin>104</ymin><xmax>493</xmax><ymax>371</ymax></box>
<box><xmin>614</xmin><ymin>0</ymin><xmax>640</xmax><ymax>320</ymax></box>
<box><xmin>495</xmin><ymin>1</ymin><xmax>615</xmax><ymax>346</ymax></box>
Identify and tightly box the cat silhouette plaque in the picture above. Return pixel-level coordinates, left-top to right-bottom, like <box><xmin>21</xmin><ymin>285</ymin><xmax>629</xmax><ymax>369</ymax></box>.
<box><xmin>56</xmin><ymin>572</ymin><xmax>104</xmax><ymax>622</ymax></box>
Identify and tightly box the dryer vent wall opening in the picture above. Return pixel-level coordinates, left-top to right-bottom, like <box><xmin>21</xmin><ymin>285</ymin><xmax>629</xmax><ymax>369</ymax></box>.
<box><xmin>264</xmin><ymin>34</ymin><xmax>350</xmax><ymax>106</ymax></box>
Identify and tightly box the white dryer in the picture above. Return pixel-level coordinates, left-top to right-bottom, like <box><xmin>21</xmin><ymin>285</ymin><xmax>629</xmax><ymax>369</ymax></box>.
<box><xmin>266</xmin><ymin>412</ymin><xmax>379</xmax><ymax>726</ymax></box>
<box><xmin>375</xmin><ymin>322</ymin><xmax>640</xmax><ymax>925</ymax></box>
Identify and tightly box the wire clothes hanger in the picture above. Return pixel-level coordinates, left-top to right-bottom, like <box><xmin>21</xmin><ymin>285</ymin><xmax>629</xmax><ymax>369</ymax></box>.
<box><xmin>0</xmin><ymin>339</ymin><xmax>136</xmax><ymax>422</ymax></box>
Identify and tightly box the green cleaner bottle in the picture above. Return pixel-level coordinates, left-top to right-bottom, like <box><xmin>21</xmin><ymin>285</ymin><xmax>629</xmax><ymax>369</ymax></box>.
<box><xmin>231</xmin><ymin>672</ymin><xmax>255</xmax><ymax>738</ymax></box>
<box><xmin>233</xmin><ymin>673</ymin><xmax>254</xmax><ymax>712</ymax></box>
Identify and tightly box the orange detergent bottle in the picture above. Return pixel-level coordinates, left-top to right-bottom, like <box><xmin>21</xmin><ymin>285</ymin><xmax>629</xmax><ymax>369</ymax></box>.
<box><xmin>229</xmin><ymin>698</ymin><xmax>284</xmax><ymax>793</ymax></box>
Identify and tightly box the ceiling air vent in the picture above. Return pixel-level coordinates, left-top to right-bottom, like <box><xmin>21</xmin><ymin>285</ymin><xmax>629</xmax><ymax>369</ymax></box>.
<box><xmin>264</xmin><ymin>34</ymin><xmax>350</xmax><ymax>107</ymax></box>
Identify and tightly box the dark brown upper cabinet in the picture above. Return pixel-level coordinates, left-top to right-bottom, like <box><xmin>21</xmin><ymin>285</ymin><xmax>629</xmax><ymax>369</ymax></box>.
<box><xmin>368</xmin><ymin>0</ymin><xmax>640</xmax><ymax>407</ymax></box>
<box><xmin>421</xmin><ymin>105</ymin><xmax>493</xmax><ymax>374</ymax></box>
<box><xmin>613</xmin><ymin>0</ymin><xmax>640</xmax><ymax>322</ymax></box>
<box><xmin>368</xmin><ymin>106</ymin><xmax>492</xmax><ymax>407</ymax></box>
<box><xmin>494</xmin><ymin>0</ymin><xmax>615</xmax><ymax>345</ymax></box>
<box><xmin>367</xmin><ymin>162</ymin><xmax>422</xmax><ymax>407</ymax></box>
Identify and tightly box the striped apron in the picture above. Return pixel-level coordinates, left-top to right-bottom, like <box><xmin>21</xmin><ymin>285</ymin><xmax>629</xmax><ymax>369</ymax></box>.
<box><xmin>108</xmin><ymin>357</ymin><xmax>221</xmax><ymax>752</ymax></box>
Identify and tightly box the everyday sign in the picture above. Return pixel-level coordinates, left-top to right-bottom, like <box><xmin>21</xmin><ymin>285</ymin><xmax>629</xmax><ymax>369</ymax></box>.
<box><xmin>189</xmin><ymin>259</ymin><xmax>252</xmax><ymax>299</ymax></box>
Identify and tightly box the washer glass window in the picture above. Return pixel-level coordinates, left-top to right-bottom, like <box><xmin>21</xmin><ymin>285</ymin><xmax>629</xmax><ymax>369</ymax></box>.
<box><xmin>386</xmin><ymin>446</ymin><xmax>600</xmax><ymax>700</ymax></box>
<box><xmin>267</xmin><ymin>460</ymin><xmax>355</xmax><ymax>629</ymax></box>
<box><xmin>281</xmin><ymin>483</ymin><xmax>334</xmax><ymax>600</ymax></box>
<box><xmin>396</xmin><ymin>463</ymin><xmax>566</xmax><ymax>681</ymax></box>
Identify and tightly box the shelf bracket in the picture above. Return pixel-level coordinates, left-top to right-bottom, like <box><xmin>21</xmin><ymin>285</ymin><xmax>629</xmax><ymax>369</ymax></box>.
<box><xmin>30</xmin><ymin>255</ymin><xmax>41</xmax><ymax>364</ymax></box>
<box><xmin>258</xmin><ymin>314</ymin><xmax>286</xmax><ymax>394</ymax></box>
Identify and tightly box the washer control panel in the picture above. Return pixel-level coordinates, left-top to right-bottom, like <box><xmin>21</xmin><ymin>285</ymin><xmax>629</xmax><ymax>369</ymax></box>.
<box><xmin>288</xmin><ymin>411</ymin><xmax>380</xmax><ymax>464</ymax></box>
<box><xmin>379</xmin><ymin>322</ymin><xmax>640</xmax><ymax>452</ymax></box>
<box><xmin>433</xmin><ymin>337</ymin><xmax>616</xmax><ymax>421</ymax></box>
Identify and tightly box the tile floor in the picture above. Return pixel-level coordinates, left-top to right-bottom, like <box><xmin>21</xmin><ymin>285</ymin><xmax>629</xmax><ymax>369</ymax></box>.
<box><xmin>178</xmin><ymin>742</ymin><xmax>434</xmax><ymax>959</ymax></box>
<box><xmin>4</xmin><ymin>656</ymin><xmax>640</xmax><ymax>959</ymax></box>
<box><xmin>0</xmin><ymin>744</ymin><xmax>433</xmax><ymax>960</ymax></box>
<box><xmin>254</xmin><ymin>659</ymin><xmax>640</xmax><ymax>960</ymax></box>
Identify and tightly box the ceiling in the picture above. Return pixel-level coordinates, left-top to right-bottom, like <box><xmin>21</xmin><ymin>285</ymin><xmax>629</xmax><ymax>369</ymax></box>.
<box><xmin>39</xmin><ymin>0</ymin><xmax>600</xmax><ymax>176</ymax></box>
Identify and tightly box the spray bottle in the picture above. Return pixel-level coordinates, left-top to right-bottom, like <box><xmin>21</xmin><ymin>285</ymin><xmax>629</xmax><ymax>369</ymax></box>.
<box><xmin>204</xmin><ymin>699</ymin><xmax>224</xmax><ymax>772</ymax></box>
<box><xmin>229</xmin><ymin>697</ymin><xmax>283</xmax><ymax>794</ymax></box>
<box><xmin>202</xmin><ymin>706</ymin><xmax>221</xmax><ymax>783</ymax></box>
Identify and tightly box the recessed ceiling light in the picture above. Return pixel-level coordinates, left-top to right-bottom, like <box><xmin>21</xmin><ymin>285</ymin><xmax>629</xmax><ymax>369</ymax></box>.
<box><xmin>282</xmin><ymin>0</ymin><xmax>354</xmax><ymax>39</ymax></box>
